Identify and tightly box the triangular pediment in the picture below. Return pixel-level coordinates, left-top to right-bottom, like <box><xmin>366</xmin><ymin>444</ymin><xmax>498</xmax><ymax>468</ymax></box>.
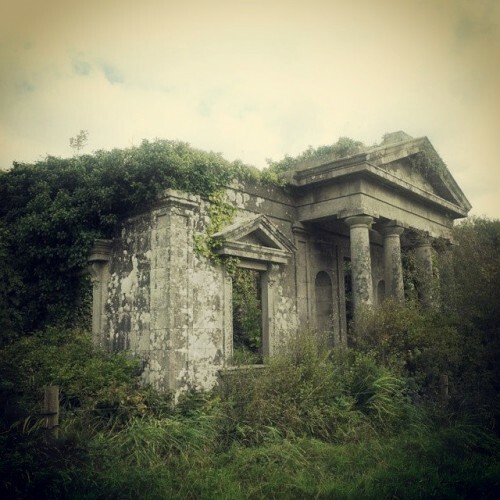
<box><xmin>368</xmin><ymin>136</ymin><xmax>471</xmax><ymax>212</ymax></box>
<box><xmin>212</xmin><ymin>215</ymin><xmax>295</xmax><ymax>264</ymax></box>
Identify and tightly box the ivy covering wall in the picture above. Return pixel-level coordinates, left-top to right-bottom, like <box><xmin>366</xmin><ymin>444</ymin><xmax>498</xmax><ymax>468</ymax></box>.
<box><xmin>0</xmin><ymin>140</ymin><xmax>257</xmax><ymax>340</ymax></box>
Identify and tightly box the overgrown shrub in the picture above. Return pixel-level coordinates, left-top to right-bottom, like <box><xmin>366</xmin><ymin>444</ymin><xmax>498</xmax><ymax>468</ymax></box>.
<box><xmin>443</xmin><ymin>217</ymin><xmax>500</xmax><ymax>425</ymax></box>
<box><xmin>1</xmin><ymin>325</ymin><xmax>498</xmax><ymax>499</ymax></box>
<box><xmin>0</xmin><ymin>327</ymin><xmax>172</xmax><ymax>498</ymax></box>
<box><xmin>0</xmin><ymin>327</ymin><xmax>170</xmax><ymax>432</ymax></box>
<box><xmin>264</xmin><ymin>136</ymin><xmax>365</xmax><ymax>180</ymax></box>
<box><xmin>352</xmin><ymin>300</ymin><xmax>462</xmax><ymax>400</ymax></box>
<box><xmin>0</xmin><ymin>140</ymin><xmax>255</xmax><ymax>337</ymax></box>
<box><xmin>218</xmin><ymin>331</ymin><xmax>412</xmax><ymax>445</ymax></box>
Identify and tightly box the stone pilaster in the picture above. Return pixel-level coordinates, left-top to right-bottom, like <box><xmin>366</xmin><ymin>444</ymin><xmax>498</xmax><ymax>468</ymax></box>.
<box><xmin>262</xmin><ymin>263</ymin><xmax>279</xmax><ymax>358</ymax></box>
<box><xmin>415</xmin><ymin>236</ymin><xmax>434</xmax><ymax>307</ymax></box>
<box><xmin>345</xmin><ymin>216</ymin><xmax>374</xmax><ymax>314</ymax></box>
<box><xmin>381</xmin><ymin>222</ymin><xmax>405</xmax><ymax>301</ymax></box>
<box><xmin>88</xmin><ymin>239</ymin><xmax>113</xmax><ymax>350</ymax></box>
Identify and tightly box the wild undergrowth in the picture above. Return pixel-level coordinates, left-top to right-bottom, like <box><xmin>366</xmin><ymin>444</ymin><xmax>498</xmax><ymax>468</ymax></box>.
<box><xmin>1</xmin><ymin>325</ymin><xmax>499</xmax><ymax>499</ymax></box>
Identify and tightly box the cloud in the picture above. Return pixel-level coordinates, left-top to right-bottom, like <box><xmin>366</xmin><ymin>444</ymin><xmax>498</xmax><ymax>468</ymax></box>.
<box><xmin>99</xmin><ymin>62</ymin><xmax>124</xmax><ymax>85</ymax></box>
<box><xmin>72</xmin><ymin>58</ymin><xmax>92</xmax><ymax>76</ymax></box>
<box><xmin>0</xmin><ymin>0</ymin><xmax>499</xmax><ymax>217</ymax></box>
<box><xmin>15</xmin><ymin>80</ymin><xmax>36</xmax><ymax>93</ymax></box>
<box><xmin>453</xmin><ymin>0</ymin><xmax>498</xmax><ymax>44</ymax></box>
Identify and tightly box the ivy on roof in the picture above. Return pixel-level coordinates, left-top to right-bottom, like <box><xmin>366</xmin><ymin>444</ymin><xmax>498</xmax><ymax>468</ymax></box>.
<box><xmin>263</xmin><ymin>137</ymin><xmax>365</xmax><ymax>181</ymax></box>
<box><xmin>0</xmin><ymin>139</ymin><xmax>260</xmax><ymax>336</ymax></box>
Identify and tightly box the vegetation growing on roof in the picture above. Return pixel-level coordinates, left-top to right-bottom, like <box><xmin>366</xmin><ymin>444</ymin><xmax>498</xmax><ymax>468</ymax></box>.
<box><xmin>0</xmin><ymin>133</ymin><xmax>499</xmax><ymax>498</ymax></box>
<box><xmin>0</xmin><ymin>135</ymin><xmax>370</xmax><ymax>337</ymax></box>
<box><xmin>263</xmin><ymin>137</ymin><xmax>365</xmax><ymax>183</ymax></box>
<box><xmin>409</xmin><ymin>141</ymin><xmax>448</xmax><ymax>178</ymax></box>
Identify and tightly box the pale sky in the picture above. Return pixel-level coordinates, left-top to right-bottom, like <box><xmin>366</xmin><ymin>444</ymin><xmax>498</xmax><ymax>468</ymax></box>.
<box><xmin>1</xmin><ymin>0</ymin><xmax>499</xmax><ymax>217</ymax></box>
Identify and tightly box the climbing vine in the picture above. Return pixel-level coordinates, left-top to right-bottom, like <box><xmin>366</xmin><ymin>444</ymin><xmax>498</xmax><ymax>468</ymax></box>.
<box><xmin>193</xmin><ymin>190</ymin><xmax>237</xmax><ymax>261</ymax></box>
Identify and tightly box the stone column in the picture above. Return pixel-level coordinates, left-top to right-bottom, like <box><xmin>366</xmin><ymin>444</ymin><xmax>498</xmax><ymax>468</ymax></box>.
<box><xmin>381</xmin><ymin>222</ymin><xmax>405</xmax><ymax>301</ymax></box>
<box><xmin>415</xmin><ymin>236</ymin><xmax>434</xmax><ymax>307</ymax></box>
<box><xmin>345</xmin><ymin>216</ymin><xmax>374</xmax><ymax>314</ymax></box>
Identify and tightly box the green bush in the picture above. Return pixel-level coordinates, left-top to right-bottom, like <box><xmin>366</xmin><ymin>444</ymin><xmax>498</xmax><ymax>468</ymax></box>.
<box><xmin>0</xmin><ymin>327</ymin><xmax>172</xmax><ymax>498</ymax></box>
<box><xmin>218</xmin><ymin>331</ymin><xmax>413</xmax><ymax>445</ymax></box>
<box><xmin>1</xmin><ymin>325</ymin><xmax>498</xmax><ymax>499</ymax></box>
<box><xmin>0</xmin><ymin>140</ymin><xmax>255</xmax><ymax>337</ymax></box>
<box><xmin>352</xmin><ymin>300</ymin><xmax>461</xmax><ymax>400</ymax></box>
<box><xmin>0</xmin><ymin>327</ymin><xmax>170</xmax><ymax>432</ymax></box>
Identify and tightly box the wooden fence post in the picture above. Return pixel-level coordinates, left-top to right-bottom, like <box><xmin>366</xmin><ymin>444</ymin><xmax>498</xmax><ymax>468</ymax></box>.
<box><xmin>43</xmin><ymin>385</ymin><xmax>59</xmax><ymax>436</ymax></box>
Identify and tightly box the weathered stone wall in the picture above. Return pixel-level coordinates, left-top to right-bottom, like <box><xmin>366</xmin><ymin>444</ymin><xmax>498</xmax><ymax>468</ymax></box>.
<box><xmin>104</xmin><ymin>181</ymin><xmax>300</xmax><ymax>394</ymax></box>
<box><xmin>107</xmin><ymin>213</ymin><xmax>152</xmax><ymax>355</ymax></box>
<box><xmin>187</xmin><ymin>196</ymin><xmax>226</xmax><ymax>391</ymax></box>
<box><xmin>101</xmin><ymin>181</ymin><xmax>406</xmax><ymax>395</ymax></box>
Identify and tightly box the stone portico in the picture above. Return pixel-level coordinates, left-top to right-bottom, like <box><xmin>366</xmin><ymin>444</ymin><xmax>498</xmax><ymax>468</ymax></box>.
<box><xmin>89</xmin><ymin>132</ymin><xmax>471</xmax><ymax>394</ymax></box>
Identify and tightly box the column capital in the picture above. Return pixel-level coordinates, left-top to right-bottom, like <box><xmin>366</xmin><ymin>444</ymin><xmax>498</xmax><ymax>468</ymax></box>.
<box><xmin>415</xmin><ymin>235</ymin><xmax>433</xmax><ymax>248</ymax></box>
<box><xmin>344</xmin><ymin>215</ymin><xmax>373</xmax><ymax>228</ymax></box>
<box><xmin>381</xmin><ymin>221</ymin><xmax>404</xmax><ymax>237</ymax></box>
<box><xmin>88</xmin><ymin>239</ymin><xmax>113</xmax><ymax>263</ymax></box>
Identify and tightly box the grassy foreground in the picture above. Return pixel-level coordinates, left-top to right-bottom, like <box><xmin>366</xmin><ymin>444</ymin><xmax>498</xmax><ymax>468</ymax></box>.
<box><xmin>1</xmin><ymin>325</ymin><xmax>499</xmax><ymax>499</ymax></box>
<box><xmin>54</xmin><ymin>417</ymin><xmax>500</xmax><ymax>499</ymax></box>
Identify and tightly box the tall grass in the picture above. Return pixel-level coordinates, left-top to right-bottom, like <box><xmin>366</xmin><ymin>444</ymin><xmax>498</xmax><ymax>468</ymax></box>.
<box><xmin>62</xmin><ymin>422</ymin><xmax>499</xmax><ymax>499</ymax></box>
<box><xmin>2</xmin><ymin>328</ymin><xmax>499</xmax><ymax>499</ymax></box>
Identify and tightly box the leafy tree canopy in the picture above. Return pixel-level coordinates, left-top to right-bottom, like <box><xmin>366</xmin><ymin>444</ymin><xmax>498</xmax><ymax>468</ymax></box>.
<box><xmin>451</xmin><ymin>216</ymin><xmax>500</xmax><ymax>335</ymax></box>
<box><xmin>0</xmin><ymin>139</ymin><xmax>258</xmax><ymax>338</ymax></box>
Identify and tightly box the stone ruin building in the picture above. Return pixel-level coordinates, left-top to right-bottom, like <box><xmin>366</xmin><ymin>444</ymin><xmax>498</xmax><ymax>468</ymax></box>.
<box><xmin>88</xmin><ymin>132</ymin><xmax>471</xmax><ymax>394</ymax></box>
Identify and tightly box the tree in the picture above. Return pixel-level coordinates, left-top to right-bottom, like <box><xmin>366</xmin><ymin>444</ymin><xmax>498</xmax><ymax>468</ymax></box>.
<box><xmin>450</xmin><ymin>217</ymin><xmax>500</xmax><ymax>334</ymax></box>
<box><xmin>69</xmin><ymin>129</ymin><xmax>89</xmax><ymax>153</ymax></box>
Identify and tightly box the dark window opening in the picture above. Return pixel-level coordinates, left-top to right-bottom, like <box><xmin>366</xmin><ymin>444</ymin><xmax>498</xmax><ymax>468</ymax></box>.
<box><xmin>232</xmin><ymin>268</ymin><xmax>263</xmax><ymax>364</ymax></box>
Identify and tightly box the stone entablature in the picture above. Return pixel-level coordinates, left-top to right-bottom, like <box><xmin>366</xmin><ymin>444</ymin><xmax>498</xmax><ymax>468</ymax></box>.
<box><xmin>89</xmin><ymin>132</ymin><xmax>471</xmax><ymax>395</ymax></box>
